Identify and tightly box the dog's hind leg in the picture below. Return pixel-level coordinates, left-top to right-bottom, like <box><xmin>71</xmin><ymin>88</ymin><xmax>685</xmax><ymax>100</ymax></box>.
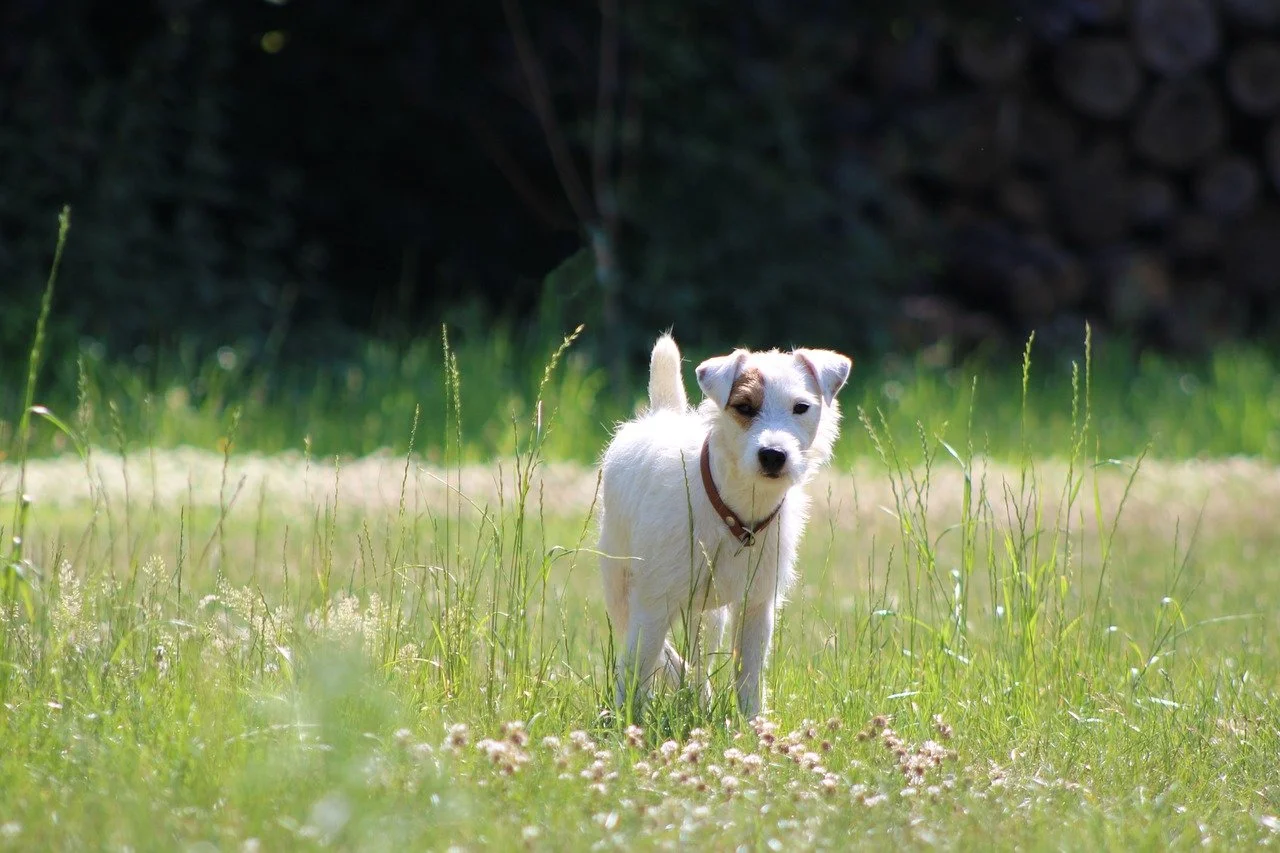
<box><xmin>734</xmin><ymin>601</ymin><xmax>776</xmax><ymax>719</ymax></box>
<box><xmin>599</xmin><ymin>512</ymin><xmax>630</xmax><ymax>641</ymax></box>
<box><xmin>617</xmin><ymin>607</ymin><xmax>672</xmax><ymax>713</ymax></box>
<box><xmin>601</xmin><ymin>560</ymin><xmax>629</xmax><ymax>641</ymax></box>
<box><xmin>662</xmin><ymin>625</ymin><xmax>715</xmax><ymax>708</ymax></box>
<box><xmin>695</xmin><ymin>606</ymin><xmax>729</xmax><ymax>706</ymax></box>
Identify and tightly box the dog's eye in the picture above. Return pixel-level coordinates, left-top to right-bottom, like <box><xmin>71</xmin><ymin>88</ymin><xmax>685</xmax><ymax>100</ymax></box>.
<box><xmin>792</xmin><ymin>402</ymin><xmax>811</xmax><ymax>415</ymax></box>
<box><xmin>733</xmin><ymin>402</ymin><xmax>757</xmax><ymax>417</ymax></box>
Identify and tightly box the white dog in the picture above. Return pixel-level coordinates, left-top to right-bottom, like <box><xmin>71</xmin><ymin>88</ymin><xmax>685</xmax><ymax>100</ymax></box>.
<box><xmin>598</xmin><ymin>333</ymin><xmax>852</xmax><ymax>718</ymax></box>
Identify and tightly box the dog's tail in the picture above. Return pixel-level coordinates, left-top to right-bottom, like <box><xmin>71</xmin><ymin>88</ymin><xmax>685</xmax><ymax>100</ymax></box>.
<box><xmin>648</xmin><ymin>333</ymin><xmax>689</xmax><ymax>412</ymax></box>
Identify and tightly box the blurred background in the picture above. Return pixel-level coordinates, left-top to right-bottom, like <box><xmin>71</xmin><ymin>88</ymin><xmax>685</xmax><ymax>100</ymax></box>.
<box><xmin>3</xmin><ymin>0</ymin><xmax>1280</xmax><ymax>458</ymax></box>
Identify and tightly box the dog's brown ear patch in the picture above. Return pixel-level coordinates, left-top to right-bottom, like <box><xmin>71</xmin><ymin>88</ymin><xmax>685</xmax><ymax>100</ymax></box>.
<box><xmin>726</xmin><ymin>367</ymin><xmax>766</xmax><ymax>426</ymax></box>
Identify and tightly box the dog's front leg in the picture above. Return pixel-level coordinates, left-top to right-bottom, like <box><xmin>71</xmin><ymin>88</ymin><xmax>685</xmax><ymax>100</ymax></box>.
<box><xmin>734</xmin><ymin>601</ymin><xmax>775</xmax><ymax>718</ymax></box>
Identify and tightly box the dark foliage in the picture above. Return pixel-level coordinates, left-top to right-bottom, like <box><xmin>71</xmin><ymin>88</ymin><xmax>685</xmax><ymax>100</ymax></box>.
<box><xmin>0</xmin><ymin>0</ymin><xmax>957</xmax><ymax>374</ymax></box>
<box><xmin>4</xmin><ymin>0</ymin><xmax>1274</xmax><ymax>383</ymax></box>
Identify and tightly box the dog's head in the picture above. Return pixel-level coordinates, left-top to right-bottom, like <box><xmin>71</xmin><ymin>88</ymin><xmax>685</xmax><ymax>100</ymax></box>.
<box><xmin>696</xmin><ymin>346</ymin><xmax>852</xmax><ymax>484</ymax></box>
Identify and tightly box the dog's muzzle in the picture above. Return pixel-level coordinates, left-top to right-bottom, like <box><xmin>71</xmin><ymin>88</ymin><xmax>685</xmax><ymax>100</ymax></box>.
<box><xmin>757</xmin><ymin>447</ymin><xmax>787</xmax><ymax>478</ymax></box>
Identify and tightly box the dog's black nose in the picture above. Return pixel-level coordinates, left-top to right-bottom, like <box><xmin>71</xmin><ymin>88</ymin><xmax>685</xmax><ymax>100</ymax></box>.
<box><xmin>758</xmin><ymin>447</ymin><xmax>787</xmax><ymax>476</ymax></box>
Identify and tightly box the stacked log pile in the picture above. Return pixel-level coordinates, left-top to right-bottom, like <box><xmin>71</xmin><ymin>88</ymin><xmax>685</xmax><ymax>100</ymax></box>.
<box><xmin>852</xmin><ymin>0</ymin><xmax>1280</xmax><ymax>354</ymax></box>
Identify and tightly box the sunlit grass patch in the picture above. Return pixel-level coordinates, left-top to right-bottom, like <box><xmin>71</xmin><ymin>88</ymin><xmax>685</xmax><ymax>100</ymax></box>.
<box><xmin>0</xmin><ymin>220</ymin><xmax>1277</xmax><ymax>849</ymax></box>
<box><xmin>0</xmin><ymin>334</ymin><xmax>1275</xmax><ymax>849</ymax></box>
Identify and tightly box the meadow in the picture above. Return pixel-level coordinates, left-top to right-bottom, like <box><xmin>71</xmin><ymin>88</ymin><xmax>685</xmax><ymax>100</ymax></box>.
<box><xmin>2</xmin><ymin>223</ymin><xmax>1279</xmax><ymax>850</ymax></box>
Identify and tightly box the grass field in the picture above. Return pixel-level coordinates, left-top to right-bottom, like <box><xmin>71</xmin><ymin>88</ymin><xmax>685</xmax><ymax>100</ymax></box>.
<box><xmin>2</xmin><ymin>321</ymin><xmax>1279</xmax><ymax>852</ymax></box>
<box><xmin>2</xmin><ymin>219</ymin><xmax>1278</xmax><ymax>849</ymax></box>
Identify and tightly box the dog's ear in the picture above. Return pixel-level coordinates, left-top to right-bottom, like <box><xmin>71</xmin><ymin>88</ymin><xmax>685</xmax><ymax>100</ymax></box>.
<box><xmin>696</xmin><ymin>349</ymin><xmax>748</xmax><ymax>409</ymax></box>
<box><xmin>794</xmin><ymin>349</ymin><xmax>852</xmax><ymax>404</ymax></box>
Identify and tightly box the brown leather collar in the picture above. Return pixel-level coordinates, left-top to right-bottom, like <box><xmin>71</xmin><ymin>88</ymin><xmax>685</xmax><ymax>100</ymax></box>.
<box><xmin>700</xmin><ymin>438</ymin><xmax>783</xmax><ymax>547</ymax></box>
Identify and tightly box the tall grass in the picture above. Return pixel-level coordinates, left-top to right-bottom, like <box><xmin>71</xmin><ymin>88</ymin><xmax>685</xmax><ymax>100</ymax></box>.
<box><xmin>5</xmin><ymin>327</ymin><xmax>1278</xmax><ymax>468</ymax></box>
<box><xmin>0</xmin><ymin>222</ymin><xmax>1276</xmax><ymax>849</ymax></box>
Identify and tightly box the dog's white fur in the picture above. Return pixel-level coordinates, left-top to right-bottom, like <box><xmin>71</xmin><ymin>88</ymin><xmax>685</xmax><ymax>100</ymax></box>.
<box><xmin>598</xmin><ymin>333</ymin><xmax>852</xmax><ymax>718</ymax></box>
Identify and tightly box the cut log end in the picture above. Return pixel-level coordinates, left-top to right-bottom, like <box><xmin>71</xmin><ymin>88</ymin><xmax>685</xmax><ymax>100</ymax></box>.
<box><xmin>1266</xmin><ymin>120</ymin><xmax>1280</xmax><ymax>191</ymax></box>
<box><xmin>1222</xmin><ymin>0</ymin><xmax>1280</xmax><ymax>28</ymax></box>
<box><xmin>1134</xmin><ymin>0</ymin><xmax>1221</xmax><ymax>77</ymax></box>
<box><xmin>1227</xmin><ymin>42</ymin><xmax>1280</xmax><ymax>115</ymax></box>
<box><xmin>1052</xmin><ymin>140</ymin><xmax>1133</xmax><ymax>247</ymax></box>
<box><xmin>1195</xmin><ymin>155</ymin><xmax>1262</xmax><ymax>219</ymax></box>
<box><xmin>1055</xmin><ymin>38</ymin><xmax>1144</xmax><ymax>119</ymax></box>
<box><xmin>956</xmin><ymin>26</ymin><xmax>1029</xmax><ymax>86</ymax></box>
<box><xmin>1223</xmin><ymin>208</ymin><xmax>1280</xmax><ymax>294</ymax></box>
<box><xmin>1014</xmin><ymin>102</ymin><xmax>1081</xmax><ymax>170</ymax></box>
<box><xmin>1130</xmin><ymin>174</ymin><xmax>1181</xmax><ymax>229</ymax></box>
<box><xmin>1133</xmin><ymin>78</ymin><xmax>1226</xmax><ymax>170</ymax></box>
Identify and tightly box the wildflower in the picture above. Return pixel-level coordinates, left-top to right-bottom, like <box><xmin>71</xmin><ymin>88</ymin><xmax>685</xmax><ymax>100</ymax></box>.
<box><xmin>932</xmin><ymin>714</ymin><xmax>954</xmax><ymax>740</ymax></box>
<box><xmin>443</xmin><ymin>723</ymin><xmax>469</xmax><ymax>751</ymax></box>
<box><xmin>753</xmin><ymin>718</ymin><xmax>778</xmax><ymax>746</ymax></box>
<box><xmin>741</xmin><ymin>754</ymin><xmax>765</xmax><ymax>775</ymax></box>
<box><xmin>680</xmin><ymin>741</ymin><xmax>704</xmax><ymax>764</ymax></box>
<box><xmin>502</xmin><ymin>721</ymin><xmax>529</xmax><ymax>747</ymax></box>
<box><xmin>721</xmin><ymin>775</ymin><xmax>740</xmax><ymax>795</ymax></box>
<box><xmin>624</xmin><ymin>724</ymin><xmax>645</xmax><ymax>749</ymax></box>
<box><xmin>542</xmin><ymin>736</ymin><xmax>562</xmax><ymax>751</ymax></box>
